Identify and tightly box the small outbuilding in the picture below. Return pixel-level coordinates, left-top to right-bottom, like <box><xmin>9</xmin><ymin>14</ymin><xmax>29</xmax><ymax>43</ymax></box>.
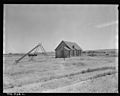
<box><xmin>55</xmin><ymin>40</ymin><xmax>82</xmax><ymax>58</ymax></box>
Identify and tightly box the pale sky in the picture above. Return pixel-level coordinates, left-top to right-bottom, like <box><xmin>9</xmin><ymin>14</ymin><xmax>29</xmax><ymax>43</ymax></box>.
<box><xmin>4</xmin><ymin>4</ymin><xmax>118</xmax><ymax>53</ymax></box>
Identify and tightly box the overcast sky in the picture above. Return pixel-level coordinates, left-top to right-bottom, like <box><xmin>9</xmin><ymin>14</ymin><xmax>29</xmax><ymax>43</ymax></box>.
<box><xmin>4</xmin><ymin>4</ymin><xmax>118</xmax><ymax>53</ymax></box>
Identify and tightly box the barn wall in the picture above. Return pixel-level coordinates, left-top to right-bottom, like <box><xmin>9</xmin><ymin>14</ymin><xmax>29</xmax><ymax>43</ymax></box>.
<box><xmin>55</xmin><ymin>42</ymin><xmax>66</xmax><ymax>58</ymax></box>
<box><xmin>72</xmin><ymin>49</ymin><xmax>78</xmax><ymax>56</ymax></box>
<box><xmin>55</xmin><ymin>41</ymin><xmax>65</xmax><ymax>51</ymax></box>
<box><xmin>64</xmin><ymin>49</ymin><xmax>70</xmax><ymax>58</ymax></box>
<box><xmin>55</xmin><ymin>41</ymin><xmax>82</xmax><ymax>58</ymax></box>
<box><xmin>55</xmin><ymin>48</ymin><xmax>63</xmax><ymax>58</ymax></box>
<box><xmin>56</xmin><ymin>49</ymin><xmax>82</xmax><ymax>58</ymax></box>
<box><xmin>79</xmin><ymin>50</ymin><xmax>82</xmax><ymax>56</ymax></box>
<box><xmin>76</xmin><ymin>50</ymin><xmax>79</xmax><ymax>56</ymax></box>
<box><xmin>70</xmin><ymin>50</ymin><xmax>72</xmax><ymax>56</ymax></box>
<box><xmin>69</xmin><ymin>50</ymin><xmax>82</xmax><ymax>56</ymax></box>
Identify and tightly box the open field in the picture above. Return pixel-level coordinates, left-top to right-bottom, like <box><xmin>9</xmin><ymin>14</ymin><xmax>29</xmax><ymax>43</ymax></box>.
<box><xmin>3</xmin><ymin>52</ymin><xmax>118</xmax><ymax>93</ymax></box>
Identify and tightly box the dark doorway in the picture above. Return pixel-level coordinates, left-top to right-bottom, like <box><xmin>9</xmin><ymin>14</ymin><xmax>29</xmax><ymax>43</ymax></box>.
<box><xmin>73</xmin><ymin>50</ymin><xmax>74</xmax><ymax>56</ymax></box>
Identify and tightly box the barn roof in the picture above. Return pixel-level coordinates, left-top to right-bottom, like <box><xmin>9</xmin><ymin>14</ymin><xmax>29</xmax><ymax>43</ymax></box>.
<box><xmin>64</xmin><ymin>46</ymin><xmax>70</xmax><ymax>50</ymax></box>
<box><xmin>55</xmin><ymin>40</ymin><xmax>82</xmax><ymax>51</ymax></box>
<box><xmin>63</xmin><ymin>41</ymin><xmax>82</xmax><ymax>50</ymax></box>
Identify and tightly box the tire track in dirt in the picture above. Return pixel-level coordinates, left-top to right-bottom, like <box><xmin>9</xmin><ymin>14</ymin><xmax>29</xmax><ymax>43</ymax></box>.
<box><xmin>4</xmin><ymin>66</ymin><xmax>116</xmax><ymax>90</ymax></box>
<box><xmin>33</xmin><ymin>66</ymin><xmax>116</xmax><ymax>83</ymax></box>
<box><xmin>4</xmin><ymin>70</ymin><xmax>117</xmax><ymax>93</ymax></box>
<box><xmin>42</xmin><ymin>71</ymin><xmax>117</xmax><ymax>93</ymax></box>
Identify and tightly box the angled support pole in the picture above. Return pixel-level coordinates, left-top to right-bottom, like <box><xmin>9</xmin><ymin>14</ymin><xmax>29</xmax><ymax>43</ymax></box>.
<box><xmin>15</xmin><ymin>43</ymin><xmax>41</xmax><ymax>64</ymax></box>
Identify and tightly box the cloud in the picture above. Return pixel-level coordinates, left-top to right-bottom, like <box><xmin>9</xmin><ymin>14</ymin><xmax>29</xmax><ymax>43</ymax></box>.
<box><xmin>95</xmin><ymin>21</ymin><xmax>118</xmax><ymax>28</ymax></box>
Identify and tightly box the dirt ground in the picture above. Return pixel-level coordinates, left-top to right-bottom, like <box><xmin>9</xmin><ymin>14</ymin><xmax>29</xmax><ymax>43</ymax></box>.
<box><xmin>3</xmin><ymin>54</ymin><xmax>118</xmax><ymax>93</ymax></box>
<box><xmin>43</xmin><ymin>73</ymin><xmax>118</xmax><ymax>93</ymax></box>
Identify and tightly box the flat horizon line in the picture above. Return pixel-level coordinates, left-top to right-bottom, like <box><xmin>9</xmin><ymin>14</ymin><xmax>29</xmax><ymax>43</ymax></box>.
<box><xmin>3</xmin><ymin>48</ymin><xmax>118</xmax><ymax>54</ymax></box>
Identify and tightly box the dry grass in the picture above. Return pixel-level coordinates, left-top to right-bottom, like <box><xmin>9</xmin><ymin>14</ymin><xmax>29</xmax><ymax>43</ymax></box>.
<box><xmin>46</xmin><ymin>72</ymin><xmax>118</xmax><ymax>93</ymax></box>
<box><xmin>3</xmin><ymin>54</ymin><xmax>118</xmax><ymax>93</ymax></box>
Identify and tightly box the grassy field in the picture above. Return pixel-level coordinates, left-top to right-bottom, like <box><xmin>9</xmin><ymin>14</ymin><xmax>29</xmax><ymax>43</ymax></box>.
<box><xmin>3</xmin><ymin>53</ymin><xmax>118</xmax><ymax>93</ymax></box>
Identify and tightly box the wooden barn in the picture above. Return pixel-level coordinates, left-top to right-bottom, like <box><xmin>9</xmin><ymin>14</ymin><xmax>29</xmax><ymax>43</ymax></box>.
<box><xmin>55</xmin><ymin>40</ymin><xmax>82</xmax><ymax>58</ymax></box>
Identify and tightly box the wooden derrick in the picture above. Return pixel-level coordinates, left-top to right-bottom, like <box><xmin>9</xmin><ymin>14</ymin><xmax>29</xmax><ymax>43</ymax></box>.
<box><xmin>15</xmin><ymin>43</ymin><xmax>47</xmax><ymax>64</ymax></box>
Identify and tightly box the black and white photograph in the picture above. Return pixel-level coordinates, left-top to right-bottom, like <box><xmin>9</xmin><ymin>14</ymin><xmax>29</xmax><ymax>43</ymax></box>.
<box><xmin>3</xmin><ymin>4</ymin><xmax>118</xmax><ymax>93</ymax></box>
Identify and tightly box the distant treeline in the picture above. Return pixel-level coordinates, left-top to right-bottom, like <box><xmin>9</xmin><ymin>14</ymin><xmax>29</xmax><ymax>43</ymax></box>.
<box><xmin>3</xmin><ymin>49</ymin><xmax>118</xmax><ymax>57</ymax></box>
<box><xmin>4</xmin><ymin>52</ymin><xmax>55</xmax><ymax>56</ymax></box>
<box><xmin>82</xmin><ymin>49</ymin><xmax>118</xmax><ymax>56</ymax></box>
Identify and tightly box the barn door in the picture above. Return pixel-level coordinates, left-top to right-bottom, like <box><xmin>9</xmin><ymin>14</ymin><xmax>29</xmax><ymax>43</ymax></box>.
<box><xmin>73</xmin><ymin>50</ymin><xmax>74</xmax><ymax>56</ymax></box>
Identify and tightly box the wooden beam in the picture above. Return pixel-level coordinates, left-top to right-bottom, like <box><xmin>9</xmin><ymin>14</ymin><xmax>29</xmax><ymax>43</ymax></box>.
<box><xmin>15</xmin><ymin>43</ymin><xmax>40</xmax><ymax>64</ymax></box>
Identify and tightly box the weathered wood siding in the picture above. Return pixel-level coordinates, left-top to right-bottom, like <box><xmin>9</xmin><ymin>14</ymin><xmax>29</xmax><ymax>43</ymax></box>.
<box><xmin>55</xmin><ymin>42</ymin><xmax>66</xmax><ymax>58</ymax></box>
<box><xmin>55</xmin><ymin>41</ymin><xmax>82</xmax><ymax>58</ymax></box>
<box><xmin>64</xmin><ymin>49</ymin><xmax>70</xmax><ymax>58</ymax></box>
